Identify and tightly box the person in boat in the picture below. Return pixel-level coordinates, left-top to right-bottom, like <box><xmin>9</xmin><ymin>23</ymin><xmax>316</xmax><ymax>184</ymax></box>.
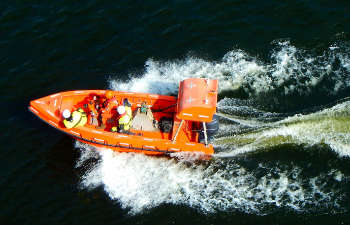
<box><xmin>140</xmin><ymin>101</ymin><xmax>155</xmax><ymax>122</ymax></box>
<box><xmin>101</xmin><ymin>90</ymin><xmax>119</xmax><ymax>127</ymax></box>
<box><xmin>104</xmin><ymin>90</ymin><xmax>119</xmax><ymax>112</ymax></box>
<box><xmin>131</xmin><ymin>101</ymin><xmax>158</xmax><ymax>131</ymax></box>
<box><xmin>111</xmin><ymin>99</ymin><xmax>133</xmax><ymax>133</ymax></box>
<box><xmin>62</xmin><ymin>108</ymin><xmax>87</xmax><ymax>129</ymax></box>
<box><xmin>87</xmin><ymin>95</ymin><xmax>101</xmax><ymax>126</ymax></box>
<box><xmin>103</xmin><ymin>90</ymin><xmax>118</xmax><ymax>115</ymax></box>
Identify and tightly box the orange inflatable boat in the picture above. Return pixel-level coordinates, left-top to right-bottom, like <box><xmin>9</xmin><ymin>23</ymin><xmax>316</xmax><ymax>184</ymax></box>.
<box><xmin>29</xmin><ymin>78</ymin><xmax>219</xmax><ymax>157</ymax></box>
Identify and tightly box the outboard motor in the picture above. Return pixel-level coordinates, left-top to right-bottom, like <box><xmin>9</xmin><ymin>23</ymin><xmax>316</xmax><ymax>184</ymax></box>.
<box><xmin>199</xmin><ymin>114</ymin><xmax>219</xmax><ymax>143</ymax></box>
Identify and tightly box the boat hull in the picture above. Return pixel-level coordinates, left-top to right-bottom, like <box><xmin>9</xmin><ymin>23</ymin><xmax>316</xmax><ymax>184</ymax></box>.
<box><xmin>29</xmin><ymin>89</ymin><xmax>214</xmax><ymax>157</ymax></box>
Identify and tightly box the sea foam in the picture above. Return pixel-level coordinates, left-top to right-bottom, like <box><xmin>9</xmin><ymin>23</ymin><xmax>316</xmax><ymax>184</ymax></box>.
<box><xmin>77</xmin><ymin>41</ymin><xmax>350</xmax><ymax>215</ymax></box>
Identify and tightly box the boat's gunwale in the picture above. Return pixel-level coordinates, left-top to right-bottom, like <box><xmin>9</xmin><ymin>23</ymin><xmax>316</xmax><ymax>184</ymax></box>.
<box><xmin>58</xmin><ymin>89</ymin><xmax>177</xmax><ymax>102</ymax></box>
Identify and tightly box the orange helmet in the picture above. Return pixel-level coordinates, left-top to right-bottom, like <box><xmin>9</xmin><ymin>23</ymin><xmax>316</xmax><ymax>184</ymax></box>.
<box><xmin>106</xmin><ymin>90</ymin><xmax>114</xmax><ymax>99</ymax></box>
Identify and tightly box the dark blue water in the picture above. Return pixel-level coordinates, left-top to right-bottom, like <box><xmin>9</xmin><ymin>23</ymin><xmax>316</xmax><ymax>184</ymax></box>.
<box><xmin>2</xmin><ymin>0</ymin><xmax>350</xmax><ymax>224</ymax></box>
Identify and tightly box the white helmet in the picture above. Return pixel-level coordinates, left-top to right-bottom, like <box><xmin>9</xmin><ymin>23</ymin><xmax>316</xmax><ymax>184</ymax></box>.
<box><xmin>62</xmin><ymin>109</ymin><xmax>71</xmax><ymax>119</ymax></box>
<box><xmin>117</xmin><ymin>105</ymin><xmax>126</xmax><ymax>114</ymax></box>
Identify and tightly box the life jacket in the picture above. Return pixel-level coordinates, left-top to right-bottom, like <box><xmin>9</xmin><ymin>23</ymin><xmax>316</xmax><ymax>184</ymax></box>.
<box><xmin>118</xmin><ymin>106</ymin><xmax>132</xmax><ymax>130</ymax></box>
<box><xmin>88</xmin><ymin>100</ymin><xmax>99</xmax><ymax>116</ymax></box>
<box><xmin>63</xmin><ymin>108</ymin><xmax>87</xmax><ymax>129</ymax></box>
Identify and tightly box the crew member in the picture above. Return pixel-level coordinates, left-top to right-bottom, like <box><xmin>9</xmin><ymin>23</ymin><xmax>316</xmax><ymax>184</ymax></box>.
<box><xmin>62</xmin><ymin>108</ymin><xmax>87</xmax><ymax>129</ymax></box>
<box><xmin>104</xmin><ymin>90</ymin><xmax>119</xmax><ymax>113</ymax></box>
<box><xmin>140</xmin><ymin>102</ymin><xmax>155</xmax><ymax>121</ymax></box>
<box><xmin>131</xmin><ymin>101</ymin><xmax>157</xmax><ymax>131</ymax></box>
<box><xmin>87</xmin><ymin>95</ymin><xmax>101</xmax><ymax>126</ymax></box>
<box><xmin>111</xmin><ymin>103</ymin><xmax>132</xmax><ymax>133</ymax></box>
<box><xmin>101</xmin><ymin>90</ymin><xmax>119</xmax><ymax>126</ymax></box>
